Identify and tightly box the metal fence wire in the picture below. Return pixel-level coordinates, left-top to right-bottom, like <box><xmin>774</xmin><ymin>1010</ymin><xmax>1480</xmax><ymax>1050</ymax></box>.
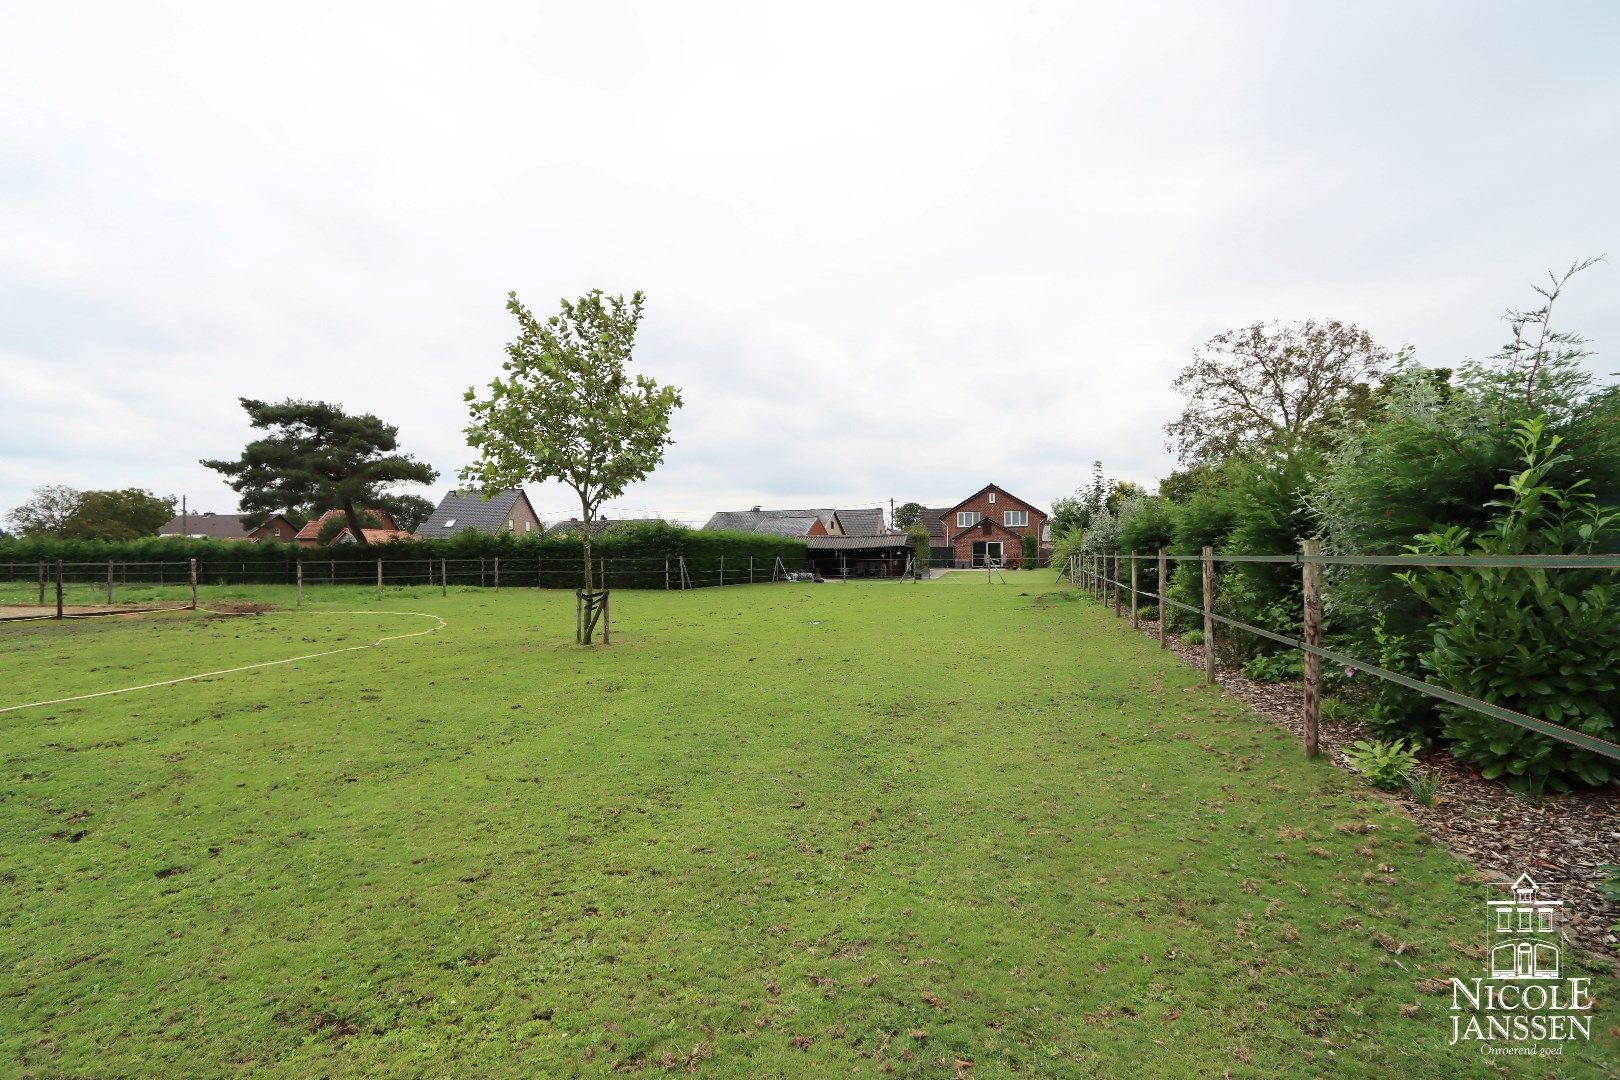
<box><xmin>1064</xmin><ymin>548</ymin><xmax>1620</xmax><ymax>765</ymax></box>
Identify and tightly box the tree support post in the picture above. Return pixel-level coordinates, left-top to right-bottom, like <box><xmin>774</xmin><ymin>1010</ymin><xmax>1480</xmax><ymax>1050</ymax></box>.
<box><xmin>297</xmin><ymin>561</ymin><xmax>304</xmax><ymax>607</ymax></box>
<box><xmin>189</xmin><ymin>558</ymin><xmax>197</xmax><ymax>611</ymax></box>
<box><xmin>1302</xmin><ymin>539</ymin><xmax>1322</xmax><ymax>758</ymax></box>
<box><xmin>376</xmin><ymin>559</ymin><xmax>383</xmax><ymax>601</ymax></box>
<box><xmin>1201</xmin><ymin>546</ymin><xmax>1216</xmax><ymax>685</ymax></box>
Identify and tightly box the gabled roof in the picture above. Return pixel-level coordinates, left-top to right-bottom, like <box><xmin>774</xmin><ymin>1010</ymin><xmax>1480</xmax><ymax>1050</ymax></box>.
<box><xmin>944</xmin><ymin>483</ymin><xmax>1047</xmax><ymax>518</ymax></box>
<box><xmin>703</xmin><ymin>508</ymin><xmax>835</xmax><ymax>534</ymax></box>
<box><xmin>417</xmin><ymin>489</ymin><xmax>529</xmax><ymax>535</ymax></box>
<box><xmin>330</xmin><ymin>527</ymin><xmax>416</xmax><ymax>544</ymax></box>
<box><xmin>922</xmin><ymin>508</ymin><xmax>951</xmax><ymax>545</ymax></box>
<box><xmin>295</xmin><ymin>508</ymin><xmax>401</xmax><ymax>542</ymax></box>
<box><xmin>545</xmin><ymin>517</ymin><xmax>663</xmax><ymax>536</ymax></box>
<box><xmin>832</xmin><ymin>508</ymin><xmax>885</xmax><ymax>536</ymax></box>
<box><xmin>158</xmin><ymin>512</ymin><xmax>259</xmax><ymax>539</ymax></box>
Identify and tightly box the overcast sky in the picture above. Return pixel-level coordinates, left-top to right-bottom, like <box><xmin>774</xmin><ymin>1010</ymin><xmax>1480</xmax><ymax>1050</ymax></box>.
<box><xmin>3</xmin><ymin>2</ymin><xmax>1617</xmax><ymax>527</ymax></box>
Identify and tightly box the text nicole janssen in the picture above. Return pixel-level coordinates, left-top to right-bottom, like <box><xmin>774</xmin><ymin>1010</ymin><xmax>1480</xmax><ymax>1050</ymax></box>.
<box><xmin>1449</xmin><ymin>978</ymin><xmax>1593</xmax><ymax>1045</ymax></box>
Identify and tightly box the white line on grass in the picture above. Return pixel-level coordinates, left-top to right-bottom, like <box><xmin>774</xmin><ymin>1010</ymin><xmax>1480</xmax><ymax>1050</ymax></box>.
<box><xmin>0</xmin><ymin>610</ymin><xmax>447</xmax><ymax>715</ymax></box>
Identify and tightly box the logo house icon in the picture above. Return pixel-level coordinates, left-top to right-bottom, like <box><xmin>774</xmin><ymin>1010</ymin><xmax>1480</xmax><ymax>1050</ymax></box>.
<box><xmin>1486</xmin><ymin>873</ymin><xmax>1562</xmax><ymax>980</ymax></box>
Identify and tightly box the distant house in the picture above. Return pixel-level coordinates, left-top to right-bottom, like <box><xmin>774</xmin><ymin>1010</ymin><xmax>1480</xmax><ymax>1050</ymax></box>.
<box><xmin>703</xmin><ymin>507</ymin><xmax>834</xmax><ymax>537</ymax></box>
<box><xmin>703</xmin><ymin>506</ymin><xmax>888</xmax><ymax>537</ymax></box>
<box><xmin>932</xmin><ymin>484</ymin><xmax>1048</xmax><ymax>568</ymax></box>
<box><xmin>416</xmin><ymin>489</ymin><xmax>541</xmax><ymax>537</ymax></box>
<box><xmin>545</xmin><ymin>517</ymin><xmax>664</xmax><ymax>537</ymax></box>
<box><xmin>295</xmin><ymin>508</ymin><xmax>413</xmax><ymax>547</ymax></box>
<box><xmin>157</xmin><ymin>511</ymin><xmax>298</xmax><ymax>543</ymax></box>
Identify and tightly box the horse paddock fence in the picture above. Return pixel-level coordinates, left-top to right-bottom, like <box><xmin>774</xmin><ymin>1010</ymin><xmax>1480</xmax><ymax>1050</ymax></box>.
<box><xmin>1063</xmin><ymin>548</ymin><xmax>1620</xmax><ymax>766</ymax></box>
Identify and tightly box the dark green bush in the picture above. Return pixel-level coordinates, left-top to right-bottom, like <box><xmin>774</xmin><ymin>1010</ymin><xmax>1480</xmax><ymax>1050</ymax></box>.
<box><xmin>1402</xmin><ymin>418</ymin><xmax>1620</xmax><ymax>793</ymax></box>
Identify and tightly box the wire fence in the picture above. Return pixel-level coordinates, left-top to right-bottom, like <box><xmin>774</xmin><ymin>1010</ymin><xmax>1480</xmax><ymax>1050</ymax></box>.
<box><xmin>1063</xmin><ymin>548</ymin><xmax>1620</xmax><ymax>765</ymax></box>
<box><xmin>0</xmin><ymin>554</ymin><xmax>816</xmax><ymax>619</ymax></box>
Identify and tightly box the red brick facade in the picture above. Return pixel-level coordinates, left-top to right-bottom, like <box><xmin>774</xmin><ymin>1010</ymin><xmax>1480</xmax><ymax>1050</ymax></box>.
<box><xmin>938</xmin><ymin>485</ymin><xmax>1047</xmax><ymax>568</ymax></box>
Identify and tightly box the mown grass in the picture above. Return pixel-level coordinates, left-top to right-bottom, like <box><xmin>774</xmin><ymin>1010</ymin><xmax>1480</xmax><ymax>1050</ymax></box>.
<box><xmin>2</xmin><ymin>573</ymin><xmax>1614</xmax><ymax>1077</ymax></box>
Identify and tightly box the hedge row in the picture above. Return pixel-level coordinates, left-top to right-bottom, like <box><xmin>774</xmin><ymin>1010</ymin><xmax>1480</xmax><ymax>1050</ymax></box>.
<box><xmin>0</xmin><ymin>522</ymin><xmax>808</xmax><ymax>591</ymax></box>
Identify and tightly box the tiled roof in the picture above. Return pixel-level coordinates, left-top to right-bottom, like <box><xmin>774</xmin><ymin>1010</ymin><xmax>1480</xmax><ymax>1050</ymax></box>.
<box><xmin>417</xmin><ymin>490</ymin><xmax>525</xmax><ymax>535</ymax></box>
<box><xmin>545</xmin><ymin>518</ymin><xmax>663</xmax><ymax>536</ymax></box>
<box><xmin>749</xmin><ymin>514</ymin><xmax>825</xmax><ymax>537</ymax></box>
<box><xmin>332</xmin><ymin>528</ymin><xmax>416</xmax><ymax>544</ymax></box>
<box><xmin>833</xmin><ymin>508</ymin><xmax>885</xmax><ymax>536</ymax></box>
<box><xmin>923</xmin><ymin>508</ymin><xmax>951</xmax><ymax>545</ymax></box>
<box><xmin>157</xmin><ymin>512</ymin><xmax>255</xmax><ymax>539</ymax></box>
<box><xmin>703</xmin><ymin>508</ymin><xmax>835</xmax><ymax>534</ymax></box>
<box><xmin>295</xmin><ymin>508</ymin><xmax>400</xmax><ymax>542</ymax></box>
<box><xmin>806</xmin><ymin>535</ymin><xmax>911</xmax><ymax>550</ymax></box>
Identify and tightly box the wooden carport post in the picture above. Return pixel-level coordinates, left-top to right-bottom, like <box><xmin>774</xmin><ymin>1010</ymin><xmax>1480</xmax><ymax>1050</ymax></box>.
<box><xmin>1301</xmin><ymin>539</ymin><xmax>1322</xmax><ymax>758</ymax></box>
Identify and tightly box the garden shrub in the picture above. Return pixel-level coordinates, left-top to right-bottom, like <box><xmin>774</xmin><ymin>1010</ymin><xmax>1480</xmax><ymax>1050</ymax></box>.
<box><xmin>1402</xmin><ymin>418</ymin><xmax>1620</xmax><ymax>793</ymax></box>
<box><xmin>1343</xmin><ymin>738</ymin><xmax>1419</xmax><ymax>791</ymax></box>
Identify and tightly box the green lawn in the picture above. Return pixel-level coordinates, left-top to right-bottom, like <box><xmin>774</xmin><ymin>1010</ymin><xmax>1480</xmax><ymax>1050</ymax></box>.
<box><xmin>2</xmin><ymin>573</ymin><xmax>1613</xmax><ymax>1076</ymax></box>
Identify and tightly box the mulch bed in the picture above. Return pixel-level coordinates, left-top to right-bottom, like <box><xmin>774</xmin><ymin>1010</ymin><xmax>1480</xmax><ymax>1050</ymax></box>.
<box><xmin>1125</xmin><ymin>612</ymin><xmax>1620</xmax><ymax>966</ymax></box>
<box><xmin>205</xmin><ymin>602</ymin><xmax>277</xmax><ymax>615</ymax></box>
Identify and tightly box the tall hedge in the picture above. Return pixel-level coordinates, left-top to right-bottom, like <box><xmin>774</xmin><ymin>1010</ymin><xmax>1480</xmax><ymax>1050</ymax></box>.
<box><xmin>0</xmin><ymin>521</ymin><xmax>806</xmax><ymax>591</ymax></box>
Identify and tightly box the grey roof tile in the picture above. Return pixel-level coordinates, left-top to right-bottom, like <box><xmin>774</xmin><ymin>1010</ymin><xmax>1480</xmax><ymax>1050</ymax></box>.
<box><xmin>418</xmin><ymin>489</ymin><xmax>525</xmax><ymax>535</ymax></box>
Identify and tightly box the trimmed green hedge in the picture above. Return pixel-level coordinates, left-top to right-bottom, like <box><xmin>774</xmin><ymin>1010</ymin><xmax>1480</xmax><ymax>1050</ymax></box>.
<box><xmin>0</xmin><ymin>522</ymin><xmax>807</xmax><ymax>591</ymax></box>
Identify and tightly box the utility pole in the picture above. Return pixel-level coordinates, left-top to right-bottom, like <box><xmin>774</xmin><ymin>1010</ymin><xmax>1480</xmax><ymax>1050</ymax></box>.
<box><xmin>889</xmin><ymin>497</ymin><xmax>895</xmax><ymax>531</ymax></box>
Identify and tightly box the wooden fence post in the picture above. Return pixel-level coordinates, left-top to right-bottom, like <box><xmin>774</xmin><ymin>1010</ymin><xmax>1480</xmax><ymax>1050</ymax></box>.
<box><xmin>376</xmin><ymin>559</ymin><xmax>383</xmax><ymax>601</ymax></box>
<box><xmin>297</xmin><ymin>561</ymin><xmax>304</xmax><ymax>607</ymax></box>
<box><xmin>494</xmin><ymin>556</ymin><xmax>501</xmax><ymax>591</ymax></box>
<box><xmin>1113</xmin><ymin>553</ymin><xmax>1122</xmax><ymax>617</ymax></box>
<box><xmin>55</xmin><ymin>558</ymin><xmax>64</xmax><ymax>619</ymax></box>
<box><xmin>480</xmin><ymin>558</ymin><xmax>486</xmax><ymax>588</ymax></box>
<box><xmin>665</xmin><ymin>557</ymin><xmax>670</xmax><ymax>590</ymax></box>
<box><xmin>602</xmin><ymin>592</ymin><xmax>611</xmax><ymax>644</ymax></box>
<box><xmin>188</xmin><ymin>558</ymin><xmax>197</xmax><ymax>611</ymax></box>
<box><xmin>1201</xmin><ymin>546</ymin><xmax>1215</xmax><ymax>685</ymax></box>
<box><xmin>1302</xmin><ymin>539</ymin><xmax>1322</xmax><ymax>758</ymax></box>
<box><xmin>1157</xmin><ymin>549</ymin><xmax>1168</xmax><ymax>649</ymax></box>
<box><xmin>106</xmin><ymin>559</ymin><xmax>114</xmax><ymax>605</ymax></box>
<box><xmin>719</xmin><ymin>555</ymin><xmax>725</xmax><ymax>587</ymax></box>
<box><xmin>37</xmin><ymin>561</ymin><xmax>45</xmax><ymax>606</ymax></box>
<box><xmin>1130</xmin><ymin>554</ymin><xmax>1139</xmax><ymax>628</ymax></box>
<box><xmin>442</xmin><ymin>557</ymin><xmax>448</xmax><ymax>597</ymax></box>
<box><xmin>749</xmin><ymin>556</ymin><xmax>754</xmax><ymax>584</ymax></box>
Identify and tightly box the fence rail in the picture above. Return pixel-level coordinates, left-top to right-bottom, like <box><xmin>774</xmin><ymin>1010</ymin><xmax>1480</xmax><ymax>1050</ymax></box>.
<box><xmin>0</xmin><ymin>554</ymin><xmax>810</xmax><ymax>620</ymax></box>
<box><xmin>1062</xmin><ymin>549</ymin><xmax>1620</xmax><ymax>765</ymax></box>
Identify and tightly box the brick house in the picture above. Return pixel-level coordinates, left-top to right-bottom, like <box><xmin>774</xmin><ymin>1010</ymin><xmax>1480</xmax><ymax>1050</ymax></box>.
<box><xmin>157</xmin><ymin>511</ymin><xmax>298</xmax><ymax>542</ymax></box>
<box><xmin>930</xmin><ymin>484</ymin><xmax>1048</xmax><ymax>568</ymax></box>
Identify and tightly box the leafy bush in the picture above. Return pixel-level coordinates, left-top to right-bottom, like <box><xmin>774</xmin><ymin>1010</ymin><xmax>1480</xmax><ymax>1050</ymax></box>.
<box><xmin>1343</xmin><ymin>738</ymin><xmax>1419</xmax><ymax>791</ymax></box>
<box><xmin>1181</xmin><ymin>629</ymin><xmax>1204</xmax><ymax>647</ymax></box>
<box><xmin>1363</xmin><ymin>613</ymin><xmax>1442</xmax><ymax>741</ymax></box>
<box><xmin>1402</xmin><ymin>418</ymin><xmax>1620</xmax><ymax>793</ymax></box>
<box><xmin>1241</xmin><ymin>651</ymin><xmax>1303</xmax><ymax>683</ymax></box>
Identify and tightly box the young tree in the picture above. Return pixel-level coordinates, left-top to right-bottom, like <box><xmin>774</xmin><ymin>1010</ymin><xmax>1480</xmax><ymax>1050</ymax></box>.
<box><xmin>461</xmin><ymin>290</ymin><xmax>681</xmax><ymax>642</ymax></box>
<box><xmin>906</xmin><ymin>522</ymin><xmax>931</xmax><ymax>576</ymax></box>
<box><xmin>4</xmin><ymin>485</ymin><xmax>84</xmax><ymax>537</ymax></box>
<box><xmin>1166</xmin><ymin>320</ymin><xmax>1389</xmax><ymax>467</ymax></box>
<box><xmin>894</xmin><ymin>501</ymin><xmax>925</xmax><ymax>531</ymax></box>
<box><xmin>203</xmin><ymin>399</ymin><xmax>437</xmax><ymax>545</ymax></box>
<box><xmin>375</xmin><ymin>493</ymin><xmax>436</xmax><ymax>533</ymax></box>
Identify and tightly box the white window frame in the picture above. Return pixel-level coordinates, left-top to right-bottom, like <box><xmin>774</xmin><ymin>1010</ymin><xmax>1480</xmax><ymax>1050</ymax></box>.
<box><xmin>988</xmin><ymin>491</ymin><xmax>996</xmax><ymax>504</ymax></box>
<box><xmin>1004</xmin><ymin>510</ymin><xmax>1029</xmax><ymax>528</ymax></box>
<box><xmin>956</xmin><ymin>511</ymin><xmax>980</xmax><ymax>528</ymax></box>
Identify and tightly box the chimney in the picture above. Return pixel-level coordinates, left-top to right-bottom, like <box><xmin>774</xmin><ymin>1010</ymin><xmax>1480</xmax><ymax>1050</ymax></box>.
<box><xmin>751</xmin><ymin>505</ymin><xmax>761</xmax><ymax>512</ymax></box>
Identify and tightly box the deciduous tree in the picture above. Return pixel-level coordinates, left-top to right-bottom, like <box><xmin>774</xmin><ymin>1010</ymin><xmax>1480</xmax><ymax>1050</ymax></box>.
<box><xmin>894</xmin><ymin>501</ymin><xmax>925</xmax><ymax>531</ymax></box>
<box><xmin>1166</xmin><ymin>320</ymin><xmax>1388</xmax><ymax>467</ymax></box>
<box><xmin>461</xmin><ymin>290</ymin><xmax>681</xmax><ymax>643</ymax></box>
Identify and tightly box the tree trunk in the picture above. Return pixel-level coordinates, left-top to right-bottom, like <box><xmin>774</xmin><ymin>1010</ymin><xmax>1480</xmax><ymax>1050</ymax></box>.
<box><xmin>341</xmin><ymin>498</ymin><xmax>369</xmax><ymax>546</ymax></box>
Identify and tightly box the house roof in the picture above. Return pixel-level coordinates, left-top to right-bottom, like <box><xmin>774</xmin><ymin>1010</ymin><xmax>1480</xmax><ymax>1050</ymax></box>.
<box><xmin>806</xmin><ymin>535</ymin><xmax>911</xmax><ymax>550</ymax></box>
<box><xmin>545</xmin><ymin>517</ymin><xmax>663</xmax><ymax>536</ymax></box>
<box><xmin>922</xmin><ymin>508</ymin><xmax>951</xmax><ymax>545</ymax></box>
<box><xmin>157</xmin><ymin>512</ymin><xmax>258</xmax><ymax>539</ymax></box>
<box><xmin>295</xmin><ymin>508</ymin><xmax>400</xmax><ymax>542</ymax></box>
<box><xmin>417</xmin><ymin>489</ymin><xmax>527</xmax><ymax>535</ymax></box>
<box><xmin>832</xmin><ymin>508</ymin><xmax>885</xmax><ymax>536</ymax></box>
<box><xmin>703</xmin><ymin>508</ymin><xmax>836</xmax><ymax>534</ymax></box>
<box><xmin>331</xmin><ymin>527</ymin><xmax>416</xmax><ymax>544</ymax></box>
<box><xmin>945</xmin><ymin>483</ymin><xmax>1047</xmax><ymax>519</ymax></box>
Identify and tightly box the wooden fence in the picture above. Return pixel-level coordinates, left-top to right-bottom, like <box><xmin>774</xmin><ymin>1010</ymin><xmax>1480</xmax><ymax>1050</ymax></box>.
<box><xmin>1062</xmin><ymin>549</ymin><xmax>1620</xmax><ymax>764</ymax></box>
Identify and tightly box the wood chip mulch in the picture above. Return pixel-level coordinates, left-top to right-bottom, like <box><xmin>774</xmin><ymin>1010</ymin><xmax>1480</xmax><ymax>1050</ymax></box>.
<box><xmin>1122</xmin><ymin>611</ymin><xmax>1620</xmax><ymax>967</ymax></box>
